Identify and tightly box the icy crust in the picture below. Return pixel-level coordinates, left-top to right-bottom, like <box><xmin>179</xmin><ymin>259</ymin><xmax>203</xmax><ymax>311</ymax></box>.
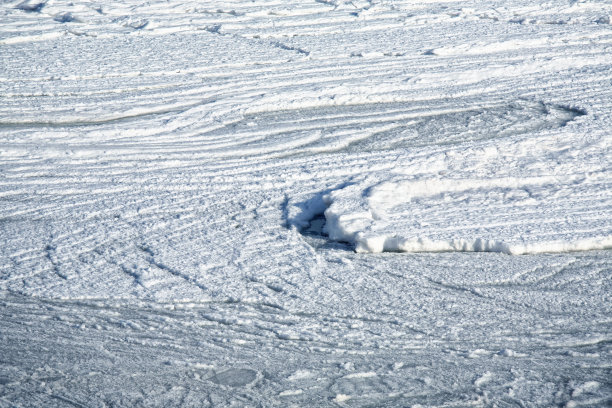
<box><xmin>324</xmin><ymin>174</ymin><xmax>612</xmax><ymax>254</ymax></box>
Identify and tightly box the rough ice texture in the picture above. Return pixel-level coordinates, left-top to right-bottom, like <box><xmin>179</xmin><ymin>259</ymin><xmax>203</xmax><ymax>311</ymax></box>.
<box><xmin>1</xmin><ymin>0</ymin><xmax>611</xmax><ymax>406</ymax></box>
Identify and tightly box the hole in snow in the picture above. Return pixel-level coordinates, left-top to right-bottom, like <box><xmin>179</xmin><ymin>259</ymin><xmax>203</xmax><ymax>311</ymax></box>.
<box><xmin>302</xmin><ymin>213</ymin><xmax>327</xmax><ymax>237</ymax></box>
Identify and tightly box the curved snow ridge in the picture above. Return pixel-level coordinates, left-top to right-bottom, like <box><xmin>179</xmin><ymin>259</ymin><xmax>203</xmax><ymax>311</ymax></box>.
<box><xmin>324</xmin><ymin>174</ymin><xmax>612</xmax><ymax>254</ymax></box>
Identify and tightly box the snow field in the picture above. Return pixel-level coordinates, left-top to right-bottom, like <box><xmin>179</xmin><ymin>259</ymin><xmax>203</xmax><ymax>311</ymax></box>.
<box><xmin>1</xmin><ymin>0</ymin><xmax>611</xmax><ymax>406</ymax></box>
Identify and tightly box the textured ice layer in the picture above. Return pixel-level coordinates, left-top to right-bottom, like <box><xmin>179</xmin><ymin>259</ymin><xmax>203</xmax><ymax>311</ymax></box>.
<box><xmin>1</xmin><ymin>0</ymin><xmax>612</xmax><ymax>406</ymax></box>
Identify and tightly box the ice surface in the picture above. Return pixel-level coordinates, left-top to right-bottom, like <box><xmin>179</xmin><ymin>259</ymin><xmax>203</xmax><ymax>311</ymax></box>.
<box><xmin>1</xmin><ymin>0</ymin><xmax>611</xmax><ymax>406</ymax></box>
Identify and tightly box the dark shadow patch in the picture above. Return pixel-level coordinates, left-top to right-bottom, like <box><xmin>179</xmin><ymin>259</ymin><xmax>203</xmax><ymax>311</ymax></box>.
<box><xmin>302</xmin><ymin>213</ymin><xmax>326</xmax><ymax>236</ymax></box>
<box><xmin>209</xmin><ymin>368</ymin><xmax>257</xmax><ymax>387</ymax></box>
<box><xmin>54</xmin><ymin>12</ymin><xmax>80</xmax><ymax>23</ymax></box>
<box><xmin>16</xmin><ymin>1</ymin><xmax>46</xmax><ymax>12</ymax></box>
<box><xmin>299</xmin><ymin>213</ymin><xmax>354</xmax><ymax>252</ymax></box>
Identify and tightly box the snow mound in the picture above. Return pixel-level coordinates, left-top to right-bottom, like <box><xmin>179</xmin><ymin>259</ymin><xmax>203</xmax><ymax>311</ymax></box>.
<box><xmin>324</xmin><ymin>173</ymin><xmax>612</xmax><ymax>254</ymax></box>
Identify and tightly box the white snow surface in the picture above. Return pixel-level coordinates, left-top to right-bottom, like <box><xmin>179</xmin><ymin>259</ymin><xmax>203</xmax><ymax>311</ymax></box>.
<box><xmin>1</xmin><ymin>0</ymin><xmax>611</xmax><ymax>406</ymax></box>
<box><xmin>325</xmin><ymin>171</ymin><xmax>611</xmax><ymax>254</ymax></box>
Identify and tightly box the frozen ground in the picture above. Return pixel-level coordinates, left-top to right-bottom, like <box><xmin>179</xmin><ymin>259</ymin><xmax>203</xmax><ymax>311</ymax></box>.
<box><xmin>1</xmin><ymin>0</ymin><xmax>611</xmax><ymax>406</ymax></box>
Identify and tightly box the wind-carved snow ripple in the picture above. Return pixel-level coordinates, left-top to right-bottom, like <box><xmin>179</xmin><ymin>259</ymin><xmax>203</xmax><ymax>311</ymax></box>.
<box><xmin>231</xmin><ymin>99</ymin><xmax>583</xmax><ymax>157</ymax></box>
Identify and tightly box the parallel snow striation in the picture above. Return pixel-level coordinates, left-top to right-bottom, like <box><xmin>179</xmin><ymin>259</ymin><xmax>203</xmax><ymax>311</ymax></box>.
<box><xmin>1</xmin><ymin>0</ymin><xmax>612</xmax><ymax>406</ymax></box>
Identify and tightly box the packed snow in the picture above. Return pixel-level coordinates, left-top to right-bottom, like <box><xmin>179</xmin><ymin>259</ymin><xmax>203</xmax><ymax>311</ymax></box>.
<box><xmin>1</xmin><ymin>0</ymin><xmax>611</xmax><ymax>406</ymax></box>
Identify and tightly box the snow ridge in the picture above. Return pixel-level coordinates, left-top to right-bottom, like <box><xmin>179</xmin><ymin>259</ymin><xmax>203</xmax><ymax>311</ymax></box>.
<box><xmin>324</xmin><ymin>173</ymin><xmax>611</xmax><ymax>254</ymax></box>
